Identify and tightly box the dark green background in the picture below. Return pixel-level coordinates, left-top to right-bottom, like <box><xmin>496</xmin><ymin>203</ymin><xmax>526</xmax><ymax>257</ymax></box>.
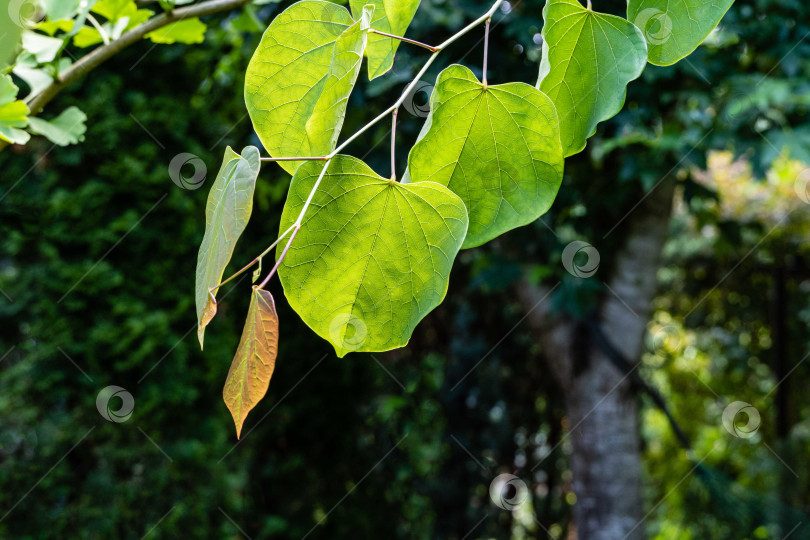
<box><xmin>1</xmin><ymin>0</ymin><xmax>809</xmax><ymax>538</ymax></box>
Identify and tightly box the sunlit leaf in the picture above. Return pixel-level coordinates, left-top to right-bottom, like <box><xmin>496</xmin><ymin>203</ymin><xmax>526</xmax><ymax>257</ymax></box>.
<box><xmin>245</xmin><ymin>1</ymin><xmax>373</xmax><ymax>174</ymax></box>
<box><xmin>0</xmin><ymin>75</ymin><xmax>29</xmax><ymax>145</ymax></box>
<box><xmin>145</xmin><ymin>18</ymin><xmax>207</xmax><ymax>44</ymax></box>
<box><xmin>277</xmin><ymin>155</ymin><xmax>468</xmax><ymax>357</ymax></box>
<box><xmin>92</xmin><ymin>0</ymin><xmax>144</xmax><ymax>22</ymax></box>
<box><xmin>35</xmin><ymin>20</ymin><xmax>75</xmax><ymax>35</ymax></box>
<box><xmin>73</xmin><ymin>26</ymin><xmax>103</xmax><ymax>48</ymax></box>
<box><xmin>537</xmin><ymin>0</ymin><xmax>647</xmax><ymax>156</ymax></box>
<box><xmin>628</xmin><ymin>0</ymin><xmax>734</xmax><ymax>66</ymax></box>
<box><xmin>407</xmin><ymin>64</ymin><xmax>564</xmax><ymax>248</ymax></box>
<box><xmin>195</xmin><ymin>146</ymin><xmax>261</xmax><ymax>348</ymax></box>
<box><xmin>223</xmin><ymin>287</ymin><xmax>279</xmax><ymax>439</ymax></box>
<box><xmin>350</xmin><ymin>0</ymin><xmax>420</xmax><ymax>80</ymax></box>
<box><xmin>27</xmin><ymin>106</ymin><xmax>87</xmax><ymax>146</ymax></box>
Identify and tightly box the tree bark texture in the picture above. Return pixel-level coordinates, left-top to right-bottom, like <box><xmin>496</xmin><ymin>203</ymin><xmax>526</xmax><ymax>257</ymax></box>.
<box><xmin>518</xmin><ymin>177</ymin><xmax>676</xmax><ymax>540</ymax></box>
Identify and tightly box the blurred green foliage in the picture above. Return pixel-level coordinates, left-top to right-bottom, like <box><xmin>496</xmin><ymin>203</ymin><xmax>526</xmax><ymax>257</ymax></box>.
<box><xmin>1</xmin><ymin>0</ymin><xmax>808</xmax><ymax>538</ymax></box>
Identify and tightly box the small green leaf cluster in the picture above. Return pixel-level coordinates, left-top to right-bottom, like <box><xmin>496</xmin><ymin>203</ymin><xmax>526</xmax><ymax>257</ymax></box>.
<box><xmin>1</xmin><ymin>0</ymin><xmax>209</xmax><ymax>147</ymax></box>
<box><xmin>195</xmin><ymin>0</ymin><xmax>734</xmax><ymax>426</ymax></box>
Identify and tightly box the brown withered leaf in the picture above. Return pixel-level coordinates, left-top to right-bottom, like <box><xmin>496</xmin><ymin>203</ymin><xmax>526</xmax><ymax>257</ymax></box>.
<box><xmin>197</xmin><ymin>291</ymin><xmax>218</xmax><ymax>347</ymax></box>
<box><xmin>223</xmin><ymin>287</ymin><xmax>279</xmax><ymax>439</ymax></box>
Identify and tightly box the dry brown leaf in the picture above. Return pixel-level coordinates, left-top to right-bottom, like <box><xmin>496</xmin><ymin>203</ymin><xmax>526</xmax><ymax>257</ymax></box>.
<box><xmin>223</xmin><ymin>287</ymin><xmax>279</xmax><ymax>438</ymax></box>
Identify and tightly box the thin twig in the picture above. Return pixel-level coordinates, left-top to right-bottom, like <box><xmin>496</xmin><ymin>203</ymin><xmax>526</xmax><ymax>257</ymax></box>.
<box><xmin>257</xmin><ymin>226</ymin><xmax>300</xmax><ymax>288</ymax></box>
<box><xmin>257</xmin><ymin>157</ymin><xmax>333</xmax><ymax>288</ymax></box>
<box><xmin>26</xmin><ymin>0</ymin><xmax>253</xmax><ymax>117</ymax></box>
<box><xmin>211</xmin><ymin>223</ymin><xmax>296</xmax><ymax>293</ymax></box>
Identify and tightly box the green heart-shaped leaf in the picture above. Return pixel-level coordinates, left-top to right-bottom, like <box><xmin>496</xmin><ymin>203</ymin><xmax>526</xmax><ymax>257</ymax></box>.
<box><xmin>195</xmin><ymin>146</ymin><xmax>261</xmax><ymax>348</ymax></box>
<box><xmin>537</xmin><ymin>0</ymin><xmax>647</xmax><ymax>157</ymax></box>
<box><xmin>245</xmin><ymin>1</ymin><xmax>373</xmax><ymax>174</ymax></box>
<box><xmin>277</xmin><ymin>155</ymin><xmax>468</xmax><ymax>357</ymax></box>
<box><xmin>350</xmin><ymin>0</ymin><xmax>420</xmax><ymax>80</ymax></box>
<box><xmin>627</xmin><ymin>0</ymin><xmax>734</xmax><ymax>66</ymax></box>
<box><xmin>407</xmin><ymin>65</ymin><xmax>564</xmax><ymax>248</ymax></box>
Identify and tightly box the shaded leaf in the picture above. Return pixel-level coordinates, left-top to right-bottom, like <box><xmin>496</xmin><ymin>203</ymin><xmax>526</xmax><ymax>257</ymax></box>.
<box><xmin>21</xmin><ymin>31</ymin><xmax>63</xmax><ymax>63</ymax></box>
<box><xmin>350</xmin><ymin>0</ymin><xmax>420</xmax><ymax>80</ymax></box>
<box><xmin>407</xmin><ymin>64</ymin><xmax>564</xmax><ymax>248</ymax></box>
<box><xmin>223</xmin><ymin>287</ymin><xmax>279</xmax><ymax>439</ymax></box>
<box><xmin>277</xmin><ymin>155</ymin><xmax>468</xmax><ymax>357</ymax></box>
<box><xmin>252</xmin><ymin>257</ymin><xmax>262</xmax><ymax>283</ymax></box>
<box><xmin>27</xmin><ymin>106</ymin><xmax>87</xmax><ymax>146</ymax></box>
<box><xmin>628</xmin><ymin>0</ymin><xmax>734</xmax><ymax>66</ymax></box>
<box><xmin>41</xmin><ymin>0</ymin><xmax>82</xmax><ymax>21</ymax></box>
<box><xmin>11</xmin><ymin>52</ymin><xmax>57</xmax><ymax>100</ymax></box>
<box><xmin>537</xmin><ymin>0</ymin><xmax>647</xmax><ymax>156</ymax></box>
<box><xmin>245</xmin><ymin>0</ymin><xmax>373</xmax><ymax>174</ymax></box>
<box><xmin>145</xmin><ymin>18</ymin><xmax>207</xmax><ymax>44</ymax></box>
<box><xmin>195</xmin><ymin>146</ymin><xmax>261</xmax><ymax>348</ymax></box>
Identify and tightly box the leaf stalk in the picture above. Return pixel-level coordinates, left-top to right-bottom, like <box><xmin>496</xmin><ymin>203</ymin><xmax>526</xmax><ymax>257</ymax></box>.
<box><xmin>369</xmin><ymin>29</ymin><xmax>438</xmax><ymax>52</ymax></box>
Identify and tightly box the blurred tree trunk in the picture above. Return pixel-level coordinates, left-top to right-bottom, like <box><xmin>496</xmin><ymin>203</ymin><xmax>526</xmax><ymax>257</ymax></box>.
<box><xmin>518</xmin><ymin>178</ymin><xmax>676</xmax><ymax>540</ymax></box>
